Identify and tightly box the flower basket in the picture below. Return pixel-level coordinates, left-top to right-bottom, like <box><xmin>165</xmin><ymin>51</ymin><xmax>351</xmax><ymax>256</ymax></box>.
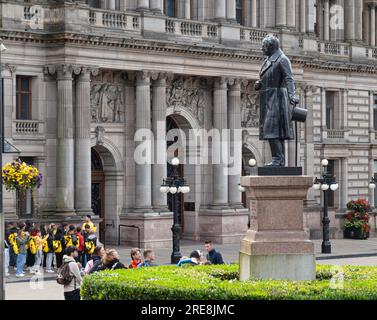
<box><xmin>344</xmin><ymin>199</ymin><xmax>371</xmax><ymax>240</ymax></box>
<box><xmin>2</xmin><ymin>159</ymin><xmax>42</xmax><ymax>191</ymax></box>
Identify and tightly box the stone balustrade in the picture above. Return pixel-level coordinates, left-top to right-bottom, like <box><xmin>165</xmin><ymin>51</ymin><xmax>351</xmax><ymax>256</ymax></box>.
<box><xmin>13</xmin><ymin>120</ymin><xmax>44</xmax><ymax>138</ymax></box>
<box><xmin>240</xmin><ymin>27</ymin><xmax>270</xmax><ymax>44</ymax></box>
<box><xmin>318</xmin><ymin>41</ymin><xmax>351</xmax><ymax>57</ymax></box>
<box><xmin>325</xmin><ymin>129</ymin><xmax>349</xmax><ymax>141</ymax></box>
<box><xmin>165</xmin><ymin>18</ymin><xmax>218</xmax><ymax>39</ymax></box>
<box><xmin>89</xmin><ymin>8</ymin><xmax>140</xmax><ymax>32</ymax></box>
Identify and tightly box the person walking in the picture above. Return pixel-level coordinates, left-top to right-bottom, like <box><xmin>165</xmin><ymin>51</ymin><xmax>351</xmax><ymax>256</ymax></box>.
<box><xmin>4</xmin><ymin>238</ymin><xmax>10</xmax><ymax>277</ymax></box>
<box><xmin>204</xmin><ymin>240</ymin><xmax>224</xmax><ymax>265</ymax></box>
<box><xmin>59</xmin><ymin>246</ymin><xmax>83</xmax><ymax>300</ymax></box>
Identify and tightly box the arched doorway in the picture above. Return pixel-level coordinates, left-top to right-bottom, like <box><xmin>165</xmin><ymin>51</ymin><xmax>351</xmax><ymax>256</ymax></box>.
<box><xmin>91</xmin><ymin>148</ymin><xmax>105</xmax><ymax>242</ymax></box>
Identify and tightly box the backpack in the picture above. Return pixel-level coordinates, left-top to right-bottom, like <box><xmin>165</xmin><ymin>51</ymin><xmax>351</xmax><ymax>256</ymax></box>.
<box><xmin>53</xmin><ymin>240</ymin><xmax>63</xmax><ymax>253</ymax></box>
<box><xmin>56</xmin><ymin>262</ymin><xmax>74</xmax><ymax>286</ymax></box>
<box><xmin>85</xmin><ymin>240</ymin><xmax>95</xmax><ymax>254</ymax></box>
<box><xmin>9</xmin><ymin>233</ymin><xmax>19</xmax><ymax>254</ymax></box>
<box><xmin>42</xmin><ymin>240</ymin><xmax>49</xmax><ymax>253</ymax></box>
<box><xmin>28</xmin><ymin>237</ymin><xmax>37</xmax><ymax>255</ymax></box>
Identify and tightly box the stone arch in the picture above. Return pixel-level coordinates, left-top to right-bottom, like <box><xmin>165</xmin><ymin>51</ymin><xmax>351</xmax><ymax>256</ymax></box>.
<box><xmin>90</xmin><ymin>137</ymin><xmax>123</xmax><ymax>172</ymax></box>
<box><xmin>166</xmin><ymin>106</ymin><xmax>201</xmax><ymax>130</ymax></box>
<box><xmin>90</xmin><ymin>139</ymin><xmax>124</xmax><ymax>245</ymax></box>
<box><xmin>243</xmin><ymin>141</ymin><xmax>263</xmax><ymax>166</ymax></box>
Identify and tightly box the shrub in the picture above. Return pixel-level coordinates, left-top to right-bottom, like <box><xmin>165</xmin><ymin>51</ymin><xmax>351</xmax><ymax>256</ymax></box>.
<box><xmin>81</xmin><ymin>264</ymin><xmax>377</xmax><ymax>300</ymax></box>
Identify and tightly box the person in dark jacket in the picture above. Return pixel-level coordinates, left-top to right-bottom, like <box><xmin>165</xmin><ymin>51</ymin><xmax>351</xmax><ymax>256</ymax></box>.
<box><xmin>54</xmin><ymin>228</ymin><xmax>66</xmax><ymax>268</ymax></box>
<box><xmin>45</xmin><ymin>227</ymin><xmax>55</xmax><ymax>272</ymax></box>
<box><xmin>90</xmin><ymin>249</ymin><xmax>126</xmax><ymax>273</ymax></box>
<box><xmin>84</xmin><ymin>245</ymin><xmax>105</xmax><ymax>275</ymax></box>
<box><xmin>204</xmin><ymin>240</ymin><xmax>224</xmax><ymax>265</ymax></box>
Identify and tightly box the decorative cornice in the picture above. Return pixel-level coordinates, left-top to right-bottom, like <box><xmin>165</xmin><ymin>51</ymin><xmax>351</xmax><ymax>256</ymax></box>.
<box><xmin>2</xmin><ymin>30</ymin><xmax>377</xmax><ymax>75</ymax></box>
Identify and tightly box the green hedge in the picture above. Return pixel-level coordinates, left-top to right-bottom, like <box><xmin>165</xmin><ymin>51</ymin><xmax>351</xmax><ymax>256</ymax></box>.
<box><xmin>81</xmin><ymin>264</ymin><xmax>377</xmax><ymax>300</ymax></box>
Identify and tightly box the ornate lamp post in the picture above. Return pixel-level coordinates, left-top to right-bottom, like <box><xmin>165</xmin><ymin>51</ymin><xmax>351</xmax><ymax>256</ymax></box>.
<box><xmin>312</xmin><ymin>159</ymin><xmax>339</xmax><ymax>254</ymax></box>
<box><xmin>160</xmin><ymin>157</ymin><xmax>190</xmax><ymax>264</ymax></box>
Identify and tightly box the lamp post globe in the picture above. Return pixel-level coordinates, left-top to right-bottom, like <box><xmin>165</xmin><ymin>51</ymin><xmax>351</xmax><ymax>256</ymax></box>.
<box><xmin>321</xmin><ymin>159</ymin><xmax>329</xmax><ymax>167</ymax></box>
<box><xmin>171</xmin><ymin>157</ymin><xmax>180</xmax><ymax>166</ymax></box>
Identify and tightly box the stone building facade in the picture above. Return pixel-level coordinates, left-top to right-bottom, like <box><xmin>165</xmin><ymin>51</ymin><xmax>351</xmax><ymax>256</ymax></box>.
<box><xmin>1</xmin><ymin>0</ymin><xmax>377</xmax><ymax>247</ymax></box>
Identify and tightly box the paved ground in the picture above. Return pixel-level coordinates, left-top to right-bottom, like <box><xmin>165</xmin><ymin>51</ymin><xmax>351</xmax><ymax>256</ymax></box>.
<box><xmin>5</xmin><ymin>238</ymin><xmax>377</xmax><ymax>300</ymax></box>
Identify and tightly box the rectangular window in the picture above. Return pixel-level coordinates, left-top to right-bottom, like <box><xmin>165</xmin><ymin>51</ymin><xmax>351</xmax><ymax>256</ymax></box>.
<box><xmin>326</xmin><ymin>91</ymin><xmax>334</xmax><ymax>129</ymax></box>
<box><xmin>236</xmin><ymin>0</ymin><xmax>243</xmax><ymax>24</ymax></box>
<box><xmin>87</xmin><ymin>0</ymin><xmax>101</xmax><ymax>8</ymax></box>
<box><xmin>16</xmin><ymin>157</ymin><xmax>35</xmax><ymax>217</ymax></box>
<box><xmin>16</xmin><ymin>76</ymin><xmax>32</xmax><ymax>120</ymax></box>
<box><xmin>374</xmin><ymin>94</ymin><xmax>377</xmax><ymax>131</ymax></box>
<box><xmin>165</xmin><ymin>0</ymin><xmax>177</xmax><ymax>17</ymax></box>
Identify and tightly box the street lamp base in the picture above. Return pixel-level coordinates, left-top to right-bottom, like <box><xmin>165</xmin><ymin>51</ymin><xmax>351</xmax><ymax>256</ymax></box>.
<box><xmin>171</xmin><ymin>252</ymin><xmax>182</xmax><ymax>265</ymax></box>
<box><xmin>321</xmin><ymin>241</ymin><xmax>331</xmax><ymax>254</ymax></box>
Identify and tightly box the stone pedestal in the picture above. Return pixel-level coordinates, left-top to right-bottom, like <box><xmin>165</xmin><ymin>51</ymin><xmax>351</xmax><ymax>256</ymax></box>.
<box><xmin>119</xmin><ymin>212</ymin><xmax>173</xmax><ymax>249</ymax></box>
<box><xmin>239</xmin><ymin>176</ymin><xmax>316</xmax><ymax>281</ymax></box>
<box><xmin>199</xmin><ymin>208</ymin><xmax>249</xmax><ymax>244</ymax></box>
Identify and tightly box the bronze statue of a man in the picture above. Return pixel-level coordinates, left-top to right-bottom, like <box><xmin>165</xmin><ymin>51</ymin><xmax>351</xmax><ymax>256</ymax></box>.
<box><xmin>255</xmin><ymin>36</ymin><xmax>298</xmax><ymax>167</ymax></box>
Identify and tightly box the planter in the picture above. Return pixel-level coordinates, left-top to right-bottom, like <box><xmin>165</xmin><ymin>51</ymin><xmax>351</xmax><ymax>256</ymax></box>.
<box><xmin>344</xmin><ymin>227</ymin><xmax>369</xmax><ymax>240</ymax></box>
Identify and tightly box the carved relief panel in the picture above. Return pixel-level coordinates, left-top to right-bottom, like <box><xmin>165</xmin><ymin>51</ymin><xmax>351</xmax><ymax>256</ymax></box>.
<box><xmin>90</xmin><ymin>71</ymin><xmax>124</xmax><ymax>123</ymax></box>
<box><xmin>241</xmin><ymin>81</ymin><xmax>260</xmax><ymax>128</ymax></box>
<box><xmin>166</xmin><ymin>77</ymin><xmax>206</xmax><ymax>126</ymax></box>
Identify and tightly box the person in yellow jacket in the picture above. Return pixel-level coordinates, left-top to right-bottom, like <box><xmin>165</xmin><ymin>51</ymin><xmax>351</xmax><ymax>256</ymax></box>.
<box><xmin>82</xmin><ymin>215</ymin><xmax>97</xmax><ymax>233</ymax></box>
<box><xmin>31</xmin><ymin>230</ymin><xmax>49</xmax><ymax>275</ymax></box>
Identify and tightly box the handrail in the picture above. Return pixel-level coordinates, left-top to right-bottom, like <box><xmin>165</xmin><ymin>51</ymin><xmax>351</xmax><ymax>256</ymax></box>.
<box><xmin>118</xmin><ymin>224</ymin><xmax>141</xmax><ymax>248</ymax></box>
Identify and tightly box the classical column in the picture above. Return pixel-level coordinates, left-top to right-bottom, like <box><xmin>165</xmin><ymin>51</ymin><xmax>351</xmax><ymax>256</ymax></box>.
<box><xmin>300</xmin><ymin>0</ymin><xmax>306</xmax><ymax>33</ymax></box>
<box><xmin>345</xmin><ymin>0</ymin><xmax>355</xmax><ymax>41</ymax></box>
<box><xmin>152</xmin><ymin>73</ymin><xmax>168</xmax><ymax>211</ymax></box>
<box><xmin>286</xmin><ymin>0</ymin><xmax>296</xmax><ymax>29</ymax></box>
<box><xmin>150</xmin><ymin>0</ymin><xmax>163</xmax><ymax>13</ymax></box>
<box><xmin>120</xmin><ymin>0</ymin><xmax>127</xmax><ymax>11</ymax></box>
<box><xmin>324</xmin><ymin>0</ymin><xmax>330</xmax><ymax>40</ymax></box>
<box><xmin>212</xmin><ymin>77</ymin><xmax>228</xmax><ymax>208</ymax></box>
<box><xmin>251</xmin><ymin>0</ymin><xmax>257</xmax><ymax>27</ymax></box>
<box><xmin>341</xmin><ymin>158</ymin><xmax>348</xmax><ymax>209</ymax></box>
<box><xmin>56</xmin><ymin>65</ymin><xmax>75</xmax><ymax>215</ymax></box>
<box><xmin>226</xmin><ymin>0</ymin><xmax>236</xmax><ymax>22</ymax></box>
<box><xmin>276</xmin><ymin>0</ymin><xmax>287</xmax><ymax>27</ymax></box>
<box><xmin>135</xmin><ymin>71</ymin><xmax>153</xmax><ymax>211</ymax></box>
<box><xmin>228</xmin><ymin>79</ymin><xmax>242</xmax><ymax>208</ymax></box>
<box><xmin>215</xmin><ymin>0</ymin><xmax>227</xmax><ymax>20</ymax></box>
<box><xmin>184</xmin><ymin>0</ymin><xmax>191</xmax><ymax>19</ymax></box>
<box><xmin>137</xmin><ymin>0</ymin><xmax>149</xmax><ymax>11</ymax></box>
<box><xmin>74</xmin><ymin>67</ymin><xmax>93</xmax><ymax>216</ymax></box>
<box><xmin>355</xmin><ymin>0</ymin><xmax>363</xmax><ymax>41</ymax></box>
<box><xmin>370</xmin><ymin>3</ymin><xmax>376</xmax><ymax>46</ymax></box>
<box><xmin>108</xmin><ymin>0</ymin><xmax>116</xmax><ymax>10</ymax></box>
